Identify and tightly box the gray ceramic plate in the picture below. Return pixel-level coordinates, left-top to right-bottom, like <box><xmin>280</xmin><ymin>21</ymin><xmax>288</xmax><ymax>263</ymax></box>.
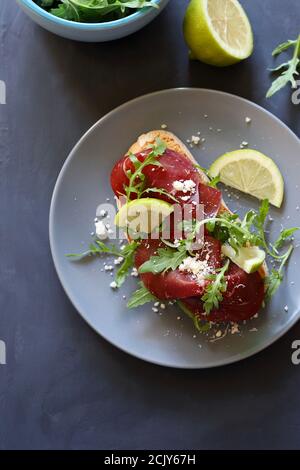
<box><xmin>49</xmin><ymin>88</ymin><xmax>300</xmax><ymax>369</ymax></box>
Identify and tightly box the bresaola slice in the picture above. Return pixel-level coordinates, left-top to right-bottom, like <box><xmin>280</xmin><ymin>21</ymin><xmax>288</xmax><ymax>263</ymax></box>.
<box><xmin>110</xmin><ymin>148</ymin><xmax>222</xmax><ymax>217</ymax></box>
<box><xmin>181</xmin><ymin>263</ymin><xmax>265</xmax><ymax>322</ymax></box>
<box><xmin>134</xmin><ymin>236</ymin><xmax>222</xmax><ymax>300</ymax></box>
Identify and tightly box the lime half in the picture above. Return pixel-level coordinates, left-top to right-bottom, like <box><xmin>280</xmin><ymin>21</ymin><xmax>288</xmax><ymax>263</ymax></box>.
<box><xmin>183</xmin><ymin>0</ymin><xmax>254</xmax><ymax>66</ymax></box>
<box><xmin>210</xmin><ymin>149</ymin><xmax>284</xmax><ymax>208</ymax></box>
<box><xmin>115</xmin><ymin>198</ymin><xmax>174</xmax><ymax>235</ymax></box>
<box><xmin>222</xmin><ymin>244</ymin><xmax>266</xmax><ymax>274</ymax></box>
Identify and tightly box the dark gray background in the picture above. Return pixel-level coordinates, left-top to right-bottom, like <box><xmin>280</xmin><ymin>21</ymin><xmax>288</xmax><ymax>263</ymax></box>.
<box><xmin>0</xmin><ymin>0</ymin><xmax>300</xmax><ymax>450</ymax></box>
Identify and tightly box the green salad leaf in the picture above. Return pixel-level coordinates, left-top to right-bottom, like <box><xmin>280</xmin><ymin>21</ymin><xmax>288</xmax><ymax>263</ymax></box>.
<box><xmin>267</xmin><ymin>34</ymin><xmax>300</xmax><ymax>98</ymax></box>
<box><xmin>35</xmin><ymin>0</ymin><xmax>157</xmax><ymax>23</ymax></box>
<box><xmin>138</xmin><ymin>245</ymin><xmax>187</xmax><ymax>274</ymax></box>
<box><xmin>67</xmin><ymin>240</ymin><xmax>138</xmax><ymax>288</ymax></box>
<box><xmin>201</xmin><ymin>259</ymin><xmax>230</xmax><ymax>315</ymax></box>
<box><xmin>127</xmin><ymin>282</ymin><xmax>158</xmax><ymax>308</ymax></box>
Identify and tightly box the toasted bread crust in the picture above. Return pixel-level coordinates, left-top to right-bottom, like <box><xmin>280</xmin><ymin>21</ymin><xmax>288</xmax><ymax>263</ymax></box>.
<box><xmin>125</xmin><ymin>130</ymin><xmax>268</xmax><ymax>280</ymax></box>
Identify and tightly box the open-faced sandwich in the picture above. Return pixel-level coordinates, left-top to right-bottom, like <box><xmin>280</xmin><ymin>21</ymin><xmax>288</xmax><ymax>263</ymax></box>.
<box><xmin>69</xmin><ymin>130</ymin><xmax>297</xmax><ymax>332</ymax></box>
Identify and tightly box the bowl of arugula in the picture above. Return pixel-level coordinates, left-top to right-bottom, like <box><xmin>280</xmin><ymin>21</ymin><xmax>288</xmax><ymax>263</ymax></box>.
<box><xmin>16</xmin><ymin>0</ymin><xmax>170</xmax><ymax>42</ymax></box>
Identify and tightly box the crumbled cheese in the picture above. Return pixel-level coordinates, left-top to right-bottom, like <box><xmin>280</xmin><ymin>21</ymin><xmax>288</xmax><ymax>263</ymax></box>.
<box><xmin>284</xmin><ymin>305</ymin><xmax>289</xmax><ymax>312</ymax></box>
<box><xmin>154</xmin><ymin>301</ymin><xmax>160</xmax><ymax>307</ymax></box>
<box><xmin>161</xmin><ymin>123</ymin><xmax>167</xmax><ymax>129</ymax></box>
<box><xmin>131</xmin><ymin>267</ymin><xmax>138</xmax><ymax>277</ymax></box>
<box><xmin>105</xmin><ymin>265</ymin><xmax>114</xmax><ymax>272</ymax></box>
<box><xmin>172</xmin><ymin>180</ymin><xmax>196</xmax><ymax>194</ymax></box>
<box><xmin>110</xmin><ymin>281</ymin><xmax>118</xmax><ymax>289</ymax></box>
<box><xmin>231</xmin><ymin>323</ymin><xmax>240</xmax><ymax>335</ymax></box>
<box><xmin>160</xmin><ymin>303</ymin><xmax>166</xmax><ymax>310</ymax></box>
<box><xmin>191</xmin><ymin>135</ymin><xmax>201</xmax><ymax>145</ymax></box>
<box><xmin>95</xmin><ymin>220</ymin><xmax>108</xmax><ymax>240</ymax></box>
<box><xmin>114</xmin><ymin>256</ymin><xmax>124</xmax><ymax>265</ymax></box>
<box><xmin>245</xmin><ymin>117</ymin><xmax>252</xmax><ymax>124</ymax></box>
<box><xmin>179</xmin><ymin>256</ymin><xmax>212</xmax><ymax>283</ymax></box>
<box><xmin>181</xmin><ymin>195</ymin><xmax>190</xmax><ymax>202</ymax></box>
<box><xmin>240</xmin><ymin>141</ymin><xmax>249</xmax><ymax>148</ymax></box>
<box><xmin>99</xmin><ymin>209</ymin><xmax>107</xmax><ymax>217</ymax></box>
<box><xmin>216</xmin><ymin>330</ymin><xmax>222</xmax><ymax>338</ymax></box>
<box><xmin>152</xmin><ymin>307</ymin><xmax>159</xmax><ymax>313</ymax></box>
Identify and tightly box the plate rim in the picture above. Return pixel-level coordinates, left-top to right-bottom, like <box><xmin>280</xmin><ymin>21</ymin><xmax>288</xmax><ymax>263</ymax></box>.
<box><xmin>49</xmin><ymin>87</ymin><xmax>300</xmax><ymax>369</ymax></box>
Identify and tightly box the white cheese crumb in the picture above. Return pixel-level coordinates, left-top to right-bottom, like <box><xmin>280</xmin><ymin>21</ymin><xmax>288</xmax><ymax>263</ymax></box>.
<box><xmin>245</xmin><ymin>117</ymin><xmax>252</xmax><ymax>124</ymax></box>
<box><xmin>105</xmin><ymin>265</ymin><xmax>114</xmax><ymax>272</ymax></box>
<box><xmin>284</xmin><ymin>305</ymin><xmax>289</xmax><ymax>312</ymax></box>
<box><xmin>99</xmin><ymin>209</ymin><xmax>107</xmax><ymax>217</ymax></box>
<box><xmin>114</xmin><ymin>256</ymin><xmax>124</xmax><ymax>265</ymax></box>
<box><xmin>152</xmin><ymin>307</ymin><xmax>159</xmax><ymax>313</ymax></box>
<box><xmin>172</xmin><ymin>179</ymin><xmax>196</xmax><ymax>194</ymax></box>
<box><xmin>231</xmin><ymin>323</ymin><xmax>240</xmax><ymax>335</ymax></box>
<box><xmin>95</xmin><ymin>220</ymin><xmax>108</xmax><ymax>240</ymax></box>
<box><xmin>161</xmin><ymin>124</ymin><xmax>167</xmax><ymax>129</ymax></box>
<box><xmin>216</xmin><ymin>330</ymin><xmax>222</xmax><ymax>338</ymax></box>
<box><xmin>110</xmin><ymin>281</ymin><xmax>118</xmax><ymax>289</ymax></box>
<box><xmin>131</xmin><ymin>267</ymin><xmax>138</xmax><ymax>277</ymax></box>
<box><xmin>179</xmin><ymin>257</ymin><xmax>212</xmax><ymax>283</ymax></box>
<box><xmin>154</xmin><ymin>301</ymin><xmax>160</xmax><ymax>307</ymax></box>
<box><xmin>160</xmin><ymin>303</ymin><xmax>166</xmax><ymax>310</ymax></box>
<box><xmin>181</xmin><ymin>195</ymin><xmax>190</xmax><ymax>202</ymax></box>
<box><xmin>191</xmin><ymin>135</ymin><xmax>201</xmax><ymax>145</ymax></box>
<box><xmin>240</xmin><ymin>141</ymin><xmax>249</xmax><ymax>148</ymax></box>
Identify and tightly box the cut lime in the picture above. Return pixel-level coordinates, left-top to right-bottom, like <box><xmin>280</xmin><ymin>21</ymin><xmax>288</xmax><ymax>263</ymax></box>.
<box><xmin>183</xmin><ymin>0</ymin><xmax>254</xmax><ymax>66</ymax></box>
<box><xmin>210</xmin><ymin>149</ymin><xmax>284</xmax><ymax>208</ymax></box>
<box><xmin>222</xmin><ymin>244</ymin><xmax>266</xmax><ymax>274</ymax></box>
<box><xmin>115</xmin><ymin>198</ymin><xmax>174</xmax><ymax>235</ymax></box>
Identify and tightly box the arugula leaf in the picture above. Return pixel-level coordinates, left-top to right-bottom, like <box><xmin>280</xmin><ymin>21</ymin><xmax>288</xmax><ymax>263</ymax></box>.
<box><xmin>178</xmin><ymin>301</ymin><xmax>211</xmax><ymax>333</ymax></box>
<box><xmin>67</xmin><ymin>240</ymin><xmax>124</xmax><ymax>258</ymax></box>
<box><xmin>127</xmin><ymin>282</ymin><xmax>158</xmax><ymax>308</ymax></box>
<box><xmin>201</xmin><ymin>259</ymin><xmax>230</xmax><ymax>315</ymax></box>
<box><xmin>44</xmin><ymin>0</ymin><xmax>157</xmax><ymax>22</ymax></box>
<box><xmin>141</xmin><ymin>187</ymin><xmax>180</xmax><ymax>203</ymax></box>
<box><xmin>267</xmin><ymin>35</ymin><xmax>300</xmax><ymax>98</ymax></box>
<box><xmin>139</xmin><ymin>245</ymin><xmax>187</xmax><ymax>274</ymax></box>
<box><xmin>193</xmin><ymin>163</ymin><xmax>220</xmax><ymax>188</ymax></box>
<box><xmin>125</xmin><ymin>138</ymin><xmax>166</xmax><ymax>200</ymax></box>
<box><xmin>115</xmin><ymin>241</ymin><xmax>138</xmax><ymax>287</ymax></box>
<box><xmin>272</xmin><ymin>39</ymin><xmax>298</xmax><ymax>56</ymax></box>
<box><xmin>273</xmin><ymin>227</ymin><xmax>299</xmax><ymax>251</ymax></box>
<box><xmin>208</xmin><ymin>175</ymin><xmax>221</xmax><ymax>189</ymax></box>
<box><xmin>67</xmin><ymin>240</ymin><xmax>138</xmax><ymax>287</ymax></box>
<box><xmin>265</xmin><ymin>245</ymin><xmax>294</xmax><ymax>300</ymax></box>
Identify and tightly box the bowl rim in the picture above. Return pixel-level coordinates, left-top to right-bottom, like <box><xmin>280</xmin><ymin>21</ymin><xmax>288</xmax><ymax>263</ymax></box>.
<box><xmin>18</xmin><ymin>0</ymin><xmax>163</xmax><ymax>29</ymax></box>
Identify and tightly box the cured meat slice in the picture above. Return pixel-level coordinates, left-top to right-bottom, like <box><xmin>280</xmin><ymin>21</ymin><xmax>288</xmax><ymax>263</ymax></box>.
<box><xmin>181</xmin><ymin>263</ymin><xmax>265</xmax><ymax>322</ymax></box>
<box><xmin>134</xmin><ymin>236</ymin><xmax>222</xmax><ymax>300</ymax></box>
<box><xmin>110</xmin><ymin>149</ymin><xmax>221</xmax><ymax>217</ymax></box>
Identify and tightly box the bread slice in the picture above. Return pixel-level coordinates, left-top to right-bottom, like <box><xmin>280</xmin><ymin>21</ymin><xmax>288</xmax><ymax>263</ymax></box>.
<box><xmin>125</xmin><ymin>130</ymin><xmax>268</xmax><ymax>280</ymax></box>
